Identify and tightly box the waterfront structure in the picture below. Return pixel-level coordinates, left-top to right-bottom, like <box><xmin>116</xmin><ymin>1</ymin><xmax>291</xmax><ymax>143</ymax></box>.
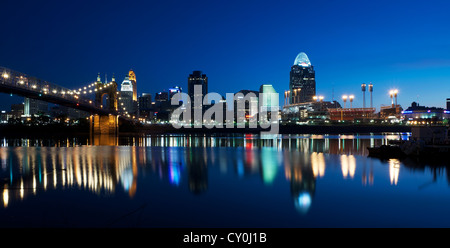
<box><xmin>282</xmin><ymin>100</ymin><xmax>341</xmax><ymax>123</ymax></box>
<box><xmin>328</xmin><ymin>108</ymin><xmax>376</xmax><ymax>122</ymax></box>
<box><xmin>379</xmin><ymin>105</ymin><xmax>402</xmax><ymax>120</ymax></box>
<box><xmin>288</xmin><ymin>52</ymin><xmax>316</xmax><ymax>104</ymax></box>
<box><xmin>402</xmin><ymin>102</ymin><xmax>450</xmax><ymax>124</ymax></box>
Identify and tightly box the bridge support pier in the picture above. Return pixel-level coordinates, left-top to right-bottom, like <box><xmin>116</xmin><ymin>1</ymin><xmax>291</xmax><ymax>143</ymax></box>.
<box><xmin>90</xmin><ymin>114</ymin><xmax>119</xmax><ymax>135</ymax></box>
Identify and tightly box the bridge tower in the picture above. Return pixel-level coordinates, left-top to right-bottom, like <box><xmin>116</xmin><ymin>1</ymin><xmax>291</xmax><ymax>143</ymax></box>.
<box><xmin>90</xmin><ymin>73</ymin><xmax>119</xmax><ymax>135</ymax></box>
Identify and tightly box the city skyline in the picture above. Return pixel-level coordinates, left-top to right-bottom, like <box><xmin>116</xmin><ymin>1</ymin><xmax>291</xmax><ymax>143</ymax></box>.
<box><xmin>1</xmin><ymin>0</ymin><xmax>450</xmax><ymax>111</ymax></box>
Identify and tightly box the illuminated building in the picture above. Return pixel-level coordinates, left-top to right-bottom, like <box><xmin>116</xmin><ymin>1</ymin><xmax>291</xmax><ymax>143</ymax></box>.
<box><xmin>128</xmin><ymin>69</ymin><xmax>137</xmax><ymax>101</ymax></box>
<box><xmin>379</xmin><ymin>105</ymin><xmax>402</xmax><ymax>120</ymax></box>
<box><xmin>169</xmin><ymin>86</ymin><xmax>182</xmax><ymax>98</ymax></box>
<box><xmin>328</xmin><ymin>108</ymin><xmax>376</xmax><ymax>122</ymax></box>
<box><xmin>288</xmin><ymin>52</ymin><xmax>316</xmax><ymax>104</ymax></box>
<box><xmin>24</xmin><ymin>97</ymin><xmax>48</xmax><ymax>116</ymax></box>
<box><xmin>282</xmin><ymin>100</ymin><xmax>341</xmax><ymax>123</ymax></box>
<box><xmin>259</xmin><ymin>84</ymin><xmax>278</xmax><ymax>111</ymax></box>
<box><xmin>402</xmin><ymin>102</ymin><xmax>450</xmax><ymax>124</ymax></box>
<box><xmin>119</xmin><ymin>76</ymin><xmax>136</xmax><ymax>115</ymax></box>
<box><xmin>379</xmin><ymin>89</ymin><xmax>402</xmax><ymax>120</ymax></box>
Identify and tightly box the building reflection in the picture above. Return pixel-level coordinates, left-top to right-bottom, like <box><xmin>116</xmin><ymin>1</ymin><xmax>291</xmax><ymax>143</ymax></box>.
<box><xmin>1</xmin><ymin>133</ymin><xmax>436</xmax><ymax>215</ymax></box>
<box><xmin>284</xmin><ymin>150</ymin><xmax>317</xmax><ymax>214</ymax></box>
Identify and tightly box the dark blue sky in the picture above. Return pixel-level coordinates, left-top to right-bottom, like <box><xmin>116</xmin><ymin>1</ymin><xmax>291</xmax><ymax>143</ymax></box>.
<box><xmin>1</xmin><ymin>0</ymin><xmax>450</xmax><ymax>110</ymax></box>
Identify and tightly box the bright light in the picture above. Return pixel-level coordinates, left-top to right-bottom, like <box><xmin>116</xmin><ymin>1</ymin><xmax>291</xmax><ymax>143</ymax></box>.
<box><xmin>342</xmin><ymin>95</ymin><xmax>348</xmax><ymax>100</ymax></box>
<box><xmin>2</xmin><ymin>72</ymin><xmax>9</xmax><ymax>79</ymax></box>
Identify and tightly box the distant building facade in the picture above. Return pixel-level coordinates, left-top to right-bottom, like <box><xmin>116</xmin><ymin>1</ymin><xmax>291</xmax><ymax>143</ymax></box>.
<box><xmin>24</xmin><ymin>97</ymin><xmax>48</xmax><ymax>116</ymax></box>
<box><xmin>402</xmin><ymin>102</ymin><xmax>450</xmax><ymax>123</ymax></box>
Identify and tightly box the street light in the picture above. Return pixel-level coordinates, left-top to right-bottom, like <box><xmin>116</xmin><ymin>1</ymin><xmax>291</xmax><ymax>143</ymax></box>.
<box><xmin>2</xmin><ymin>72</ymin><xmax>9</xmax><ymax>79</ymax></box>
<box><xmin>389</xmin><ymin>89</ymin><xmax>398</xmax><ymax>107</ymax></box>
<box><xmin>361</xmin><ymin>84</ymin><xmax>366</xmax><ymax>108</ymax></box>
<box><xmin>349</xmin><ymin>95</ymin><xmax>354</xmax><ymax>108</ymax></box>
<box><xmin>313</xmin><ymin>95</ymin><xmax>318</xmax><ymax>102</ymax></box>
<box><xmin>342</xmin><ymin>95</ymin><xmax>348</xmax><ymax>108</ymax></box>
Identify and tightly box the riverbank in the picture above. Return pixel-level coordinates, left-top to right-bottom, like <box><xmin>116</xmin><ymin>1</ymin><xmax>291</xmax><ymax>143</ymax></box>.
<box><xmin>0</xmin><ymin>123</ymin><xmax>412</xmax><ymax>137</ymax></box>
<box><xmin>137</xmin><ymin>123</ymin><xmax>412</xmax><ymax>135</ymax></box>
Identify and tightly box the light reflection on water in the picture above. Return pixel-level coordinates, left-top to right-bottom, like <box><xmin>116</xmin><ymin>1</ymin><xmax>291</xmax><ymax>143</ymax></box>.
<box><xmin>0</xmin><ymin>132</ymin><xmax>449</xmax><ymax>227</ymax></box>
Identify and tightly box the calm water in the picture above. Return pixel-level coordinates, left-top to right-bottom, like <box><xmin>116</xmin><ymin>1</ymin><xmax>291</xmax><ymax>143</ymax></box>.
<box><xmin>0</xmin><ymin>132</ymin><xmax>449</xmax><ymax>228</ymax></box>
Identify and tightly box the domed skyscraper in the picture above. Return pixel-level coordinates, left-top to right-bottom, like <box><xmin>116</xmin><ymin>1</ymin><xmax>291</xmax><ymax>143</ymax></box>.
<box><xmin>289</xmin><ymin>52</ymin><xmax>316</xmax><ymax>104</ymax></box>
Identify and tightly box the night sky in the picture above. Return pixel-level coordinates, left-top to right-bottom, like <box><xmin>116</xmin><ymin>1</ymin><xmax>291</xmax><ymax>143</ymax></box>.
<box><xmin>1</xmin><ymin>0</ymin><xmax>450</xmax><ymax>110</ymax></box>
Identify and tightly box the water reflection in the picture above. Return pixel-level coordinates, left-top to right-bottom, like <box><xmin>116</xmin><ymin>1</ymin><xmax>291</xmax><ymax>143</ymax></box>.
<box><xmin>0</xmin><ymin>133</ymin><xmax>407</xmax><ymax>156</ymax></box>
<box><xmin>1</xmin><ymin>133</ymin><xmax>447</xmax><ymax>218</ymax></box>
<box><xmin>389</xmin><ymin>158</ymin><xmax>400</xmax><ymax>185</ymax></box>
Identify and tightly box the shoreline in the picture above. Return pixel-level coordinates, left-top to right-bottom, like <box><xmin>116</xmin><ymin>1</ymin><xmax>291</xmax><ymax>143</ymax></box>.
<box><xmin>0</xmin><ymin>123</ymin><xmax>412</xmax><ymax>138</ymax></box>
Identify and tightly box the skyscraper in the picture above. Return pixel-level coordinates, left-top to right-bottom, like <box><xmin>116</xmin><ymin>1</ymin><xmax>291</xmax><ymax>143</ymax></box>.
<box><xmin>289</xmin><ymin>52</ymin><xmax>316</xmax><ymax>104</ymax></box>
<box><xmin>119</xmin><ymin>76</ymin><xmax>135</xmax><ymax>115</ymax></box>
<box><xmin>188</xmin><ymin>71</ymin><xmax>208</xmax><ymax>103</ymax></box>
<box><xmin>129</xmin><ymin>69</ymin><xmax>137</xmax><ymax>101</ymax></box>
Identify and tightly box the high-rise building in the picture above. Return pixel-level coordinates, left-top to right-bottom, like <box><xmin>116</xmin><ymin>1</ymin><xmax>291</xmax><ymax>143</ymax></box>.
<box><xmin>138</xmin><ymin>93</ymin><xmax>152</xmax><ymax>119</ymax></box>
<box><xmin>24</xmin><ymin>97</ymin><xmax>48</xmax><ymax>116</ymax></box>
<box><xmin>119</xmin><ymin>76</ymin><xmax>135</xmax><ymax>115</ymax></box>
<box><xmin>139</xmin><ymin>93</ymin><xmax>152</xmax><ymax>110</ymax></box>
<box><xmin>188</xmin><ymin>71</ymin><xmax>208</xmax><ymax>103</ymax></box>
<box><xmin>447</xmin><ymin>98</ymin><xmax>450</xmax><ymax>110</ymax></box>
<box><xmin>129</xmin><ymin>69</ymin><xmax>137</xmax><ymax>101</ymax></box>
<box><xmin>289</xmin><ymin>52</ymin><xmax>316</xmax><ymax>104</ymax></box>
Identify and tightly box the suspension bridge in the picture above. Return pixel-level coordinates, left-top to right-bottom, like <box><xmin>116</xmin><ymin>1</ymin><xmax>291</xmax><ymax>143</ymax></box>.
<box><xmin>0</xmin><ymin>66</ymin><xmax>136</xmax><ymax>134</ymax></box>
